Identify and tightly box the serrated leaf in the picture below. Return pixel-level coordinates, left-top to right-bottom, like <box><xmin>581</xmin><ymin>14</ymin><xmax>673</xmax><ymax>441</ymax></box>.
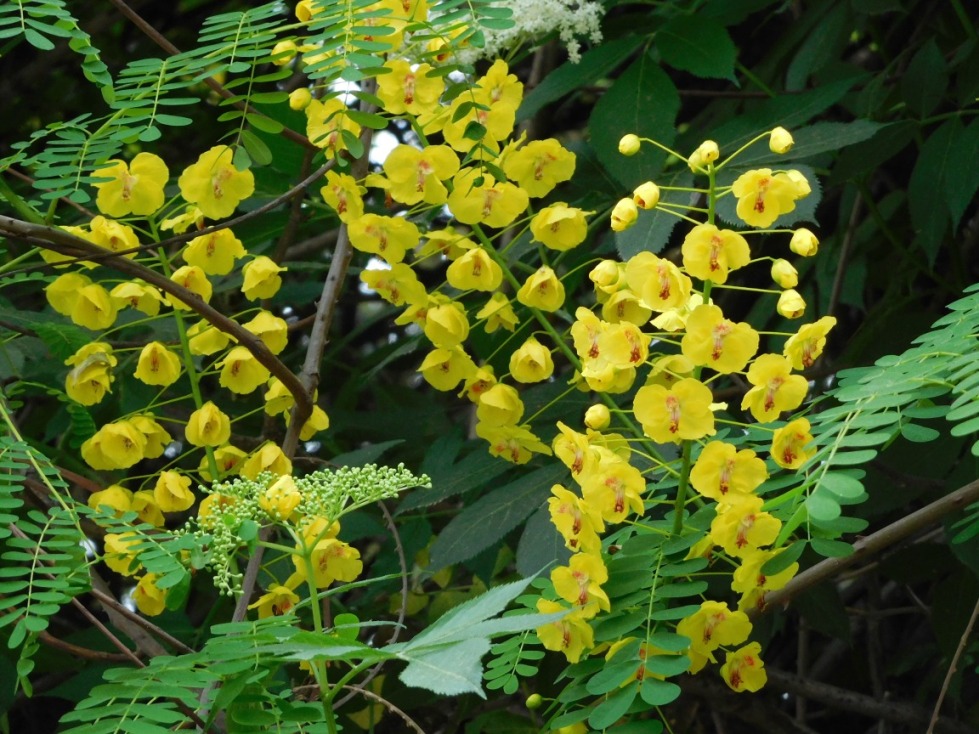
<box><xmin>656</xmin><ymin>16</ymin><xmax>736</xmax><ymax>80</ymax></box>
<box><xmin>902</xmin><ymin>39</ymin><xmax>948</xmax><ymax>117</ymax></box>
<box><xmin>398</xmin><ymin>637</ymin><xmax>490</xmax><ymax>697</ymax></box>
<box><xmin>909</xmin><ymin>119</ymin><xmax>957</xmax><ymax>265</ymax></box>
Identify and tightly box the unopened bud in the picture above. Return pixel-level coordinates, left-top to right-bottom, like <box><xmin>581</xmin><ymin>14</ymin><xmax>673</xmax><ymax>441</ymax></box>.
<box><xmin>770</xmin><ymin>258</ymin><xmax>799</xmax><ymax>288</ymax></box>
<box><xmin>632</xmin><ymin>181</ymin><xmax>660</xmax><ymax>210</ymax></box>
<box><xmin>789</xmin><ymin>228</ymin><xmax>819</xmax><ymax>257</ymax></box>
<box><xmin>584</xmin><ymin>404</ymin><xmax>611</xmax><ymax>430</ymax></box>
<box><xmin>777</xmin><ymin>289</ymin><xmax>806</xmax><ymax>319</ymax></box>
<box><xmin>271</xmin><ymin>40</ymin><xmax>298</xmax><ymax>66</ymax></box>
<box><xmin>610</xmin><ymin>198</ymin><xmax>638</xmax><ymax>232</ymax></box>
<box><xmin>770</xmin><ymin>126</ymin><xmax>794</xmax><ymax>154</ymax></box>
<box><xmin>289</xmin><ymin>88</ymin><xmax>312</xmax><ymax>111</ymax></box>
<box><xmin>618</xmin><ymin>134</ymin><xmax>641</xmax><ymax>156</ymax></box>
<box><xmin>689</xmin><ymin>140</ymin><xmax>719</xmax><ymax>172</ymax></box>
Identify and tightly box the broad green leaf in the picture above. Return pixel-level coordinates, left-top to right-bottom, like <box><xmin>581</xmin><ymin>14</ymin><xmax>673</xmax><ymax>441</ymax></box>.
<box><xmin>902</xmin><ymin>39</ymin><xmax>948</xmax><ymax>117</ymax></box>
<box><xmin>806</xmin><ymin>491</ymin><xmax>841</xmax><ymax>522</ymax></box>
<box><xmin>516</xmin><ymin>504</ymin><xmax>571</xmax><ymax>578</ymax></box>
<box><xmin>245</xmin><ymin>112</ymin><xmax>284</xmax><ymax>134</ymax></box>
<box><xmin>589</xmin><ymin>684</ymin><xmax>637</xmax><ymax>729</ymax></box>
<box><xmin>819</xmin><ymin>472</ymin><xmax>864</xmax><ymax>499</ymax></box>
<box><xmin>241</xmin><ymin>129</ymin><xmax>272</xmax><ymax>167</ymax></box>
<box><xmin>908</xmin><ymin>119</ymin><xmax>958</xmax><ymax>264</ymax></box>
<box><xmin>810</xmin><ymin>538</ymin><xmax>854</xmax><ymax>558</ymax></box>
<box><xmin>655</xmin><ymin>16</ymin><xmax>736</xmax><ymax>80</ymax></box>
<box><xmin>785</xmin><ymin>2</ymin><xmax>850</xmax><ymax>90</ymax></box>
<box><xmin>398</xmin><ymin>637</ymin><xmax>490</xmax><ymax>697</ymax></box>
<box><xmin>639</xmin><ymin>678</ymin><xmax>682</xmax><ymax>706</ymax></box>
<box><xmin>945</xmin><ymin>118</ymin><xmax>979</xmax><ymax>229</ymax></box>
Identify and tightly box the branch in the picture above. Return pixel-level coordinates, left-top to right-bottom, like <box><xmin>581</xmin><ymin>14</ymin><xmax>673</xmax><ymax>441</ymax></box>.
<box><xmin>0</xmin><ymin>215</ymin><xmax>312</xmax><ymax>425</ymax></box>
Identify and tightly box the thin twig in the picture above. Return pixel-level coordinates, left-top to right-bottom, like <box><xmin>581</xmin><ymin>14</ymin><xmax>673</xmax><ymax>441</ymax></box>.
<box><xmin>828</xmin><ymin>193</ymin><xmax>862</xmax><ymax>318</ymax></box>
<box><xmin>926</xmin><ymin>594</ymin><xmax>979</xmax><ymax>734</ymax></box>
<box><xmin>37</xmin><ymin>630</ymin><xmax>135</xmax><ymax>662</ymax></box>
<box><xmin>340</xmin><ymin>684</ymin><xmax>428</xmax><ymax>734</ymax></box>
<box><xmin>89</xmin><ymin>587</ymin><xmax>195</xmax><ymax>655</ymax></box>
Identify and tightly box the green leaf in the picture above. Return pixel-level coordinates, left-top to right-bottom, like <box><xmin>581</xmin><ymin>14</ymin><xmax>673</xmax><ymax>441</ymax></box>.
<box><xmin>900</xmin><ymin>423</ymin><xmax>940</xmax><ymax>443</ymax></box>
<box><xmin>810</xmin><ymin>538</ymin><xmax>854</xmax><ymax>558</ymax></box>
<box><xmin>785</xmin><ymin>2</ymin><xmax>850</xmax><ymax>90</ymax></box>
<box><xmin>655</xmin><ymin>16</ymin><xmax>736</xmax><ymax>80</ymax></box>
<box><xmin>944</xmin><ymin>118</ymin><xmax>979</xmax><ymax>229</ymax></box>
<box><xmin>760</xmin><ymin>541</ymin><xmax>807</xmax><ymax>575</ymax></box>
<box><xmin>819</xmin><ymin>472</ymin><xmax>864</xmax><ymax>499</ymax></box>
<box><xmin>589</xmin><ymin>684</ymin><xmax>637</xmax><ymax>729</ymax></box>
<box><xmin>902</xmin><ymin>39</ymin><xmax>948</xmax><ymax>117</ymax></box>
<box><xmin>398</xmin><ymin>637</ymin><xmax>490</xmax><ymax>697</ymax></box>
<box><xmin>806</xmin><ymin>490</ymin><xmax>841</xmax><ymax>522</ymax></box>
<box><xmin>639</xmin><ymin>678</ymin><xmax>681</xmax><ymax>706</ymax></box>
<box><xmin>241</xmin><ymin>129</ymin><xmax>272</xmax><ymax>167</ymax></box>
<box><xmin>909</xmin><ymin>119</ymin><xmax>958</xmax><ymax>265</ymax></box>
<box><xmin>24</xmin><ymin>27</ymin><xmax>55</xmax><ymax>50</ymax></box>
<box><xmin>245</xmin><ymin>113</ymin><xmax>284</xmax><ymax>134</ymax></box>
<box><xmin>428</xmin><ymin>463</ymin><xmax>566</xmax><ymax>570</ymax></box>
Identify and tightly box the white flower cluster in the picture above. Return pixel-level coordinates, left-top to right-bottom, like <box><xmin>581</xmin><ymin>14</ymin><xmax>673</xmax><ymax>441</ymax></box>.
<box><xmin>466</xmin><ymin>0</ymin><xmax>604</xmax><ymax>64</ymax></box>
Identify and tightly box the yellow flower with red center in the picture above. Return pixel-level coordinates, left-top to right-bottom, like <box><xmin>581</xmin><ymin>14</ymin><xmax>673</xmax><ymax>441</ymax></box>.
<box><xmin>711</xmin><ymin>494</ymin><xmax>781</xmax><ymax>557</ymax></box>
<box><xmin>305</xmin><ymin>97</ymin><xmax>362</xmax><ymax>153</ymax></box>
<box><xmin>475</xmin><ymin>422</ymin><xmax>551</xmax><ymax>464</ymax></box>
<box><xmin>103</xmin><ymin>533</ymin><xmax>141</xmax><ymax>576</ymax></box>
<box><xmin>187</xmin><ymin>321</ymin><xmax>231</xmax><ymax>356</ymax></box>
<box><xmin>459</xmin><ymin>364</ymin><xmax>496</xmax><ymax>403</ymax></box>
<box><xmin>530</xmin><ymin>203</ymin><xmax>589</xmax><ymax>251</ymax></box>
<box><xmin>442</xmin><ymin>97</ymin><xmax>515</xmax><ymax>154</ymax></box>
<box><xmin>167</xmin><ymin>265</ymin><xmax>212</xmax><ymax>310</ymax></box>
<box><xmin>733</xmin><ymin>548</ymin><xmax>798</xmax><ymax>611</ymax></box>
<box><xmin>601</xmin><ymin>289</ymin><xmax>651</xmax><ymax>326</ymax></box>
<box><xmin>296</xmin><ymin>538</ymin><xmax>363</xmax><ymax>588</ymax></box>
<box><xmin>218</xmin><ymin>346</ymin><xmax>270</xmax><ymax>395</ymax></box>
<box><xmin>65</xmin><ymin>342</ymin><xmax>116</xmax><ymax>406</ymax></box>
<box><xmin>361</xmin><ymin>263</ymin><xmax>427</xmax><ymax>306</ymax></box>
<box><xmin>243</xmin><ymin>311</ymin><xmax>289</xmax><ymax>355</ymax></box>
<box><xmin>348</xmin><ymin>213</ymin><xmax>419</xmax><ymax>265</ymax></box>
<box><xmin>783</xmin><ymin>315</ymin><xmax>836</xmax><ymax>369</ymax></box>
<box><xmin>475</xmin><ymin>383</ymin><xmax>524</xmax><ymax>426</ymax></box>
<box><xmin>153</xmin><ymin>470</ymin><xmax>195</xmax><ymax>513</ymax></box>
<box><xmin>741</xmin><ymin>354</ymin><xmax>808</xmax><ymax>422</ymax></box>
<box><xmin>130</xmin><ymin>415</ymin><xmax>171</xmax><ymax>458</ymax></box>
<box><xmin>81</xmin><ymin>420</ymin><xmax>146</xmax><ymax>470</ymax></box>
<box><xmin>240</xmin><ymin>441</ymin><xmax>292</xmax><ymax>479</ymax></box>
<box><xmin>110</xmin><ymin>281</ymin><xmax>165</xmax><ymax>316</ymax></box>
<box><xmin>509</xmin><ymin>336</ymin><xmax>554</xmax><ymax>383</ymax></box>
<box><xmin>478</xmin><ymin>59</ymin><xmax>523</xmax><ymax>109</ymax></box>
<box><xmin>770</xmin><ymin>417</ymin><xmax>814</xmax><ymax>469</ymax></box>
<box><xmin>446</xmin><ymin>247</ymin><xmax>503</xmax><ymax>292</ymax></box>
<box><xmin>90</xmin><ymin>216</ymin><xmax>139</xmax><ymax>258</ymax></box>
<box><xmin>579</xmin><ymin>453</ymin><xmax>645</xmax><ymax>523</ymax></box>
<box><xmin>134</xmin><ymin>341</ymin><xmax>182</xmax><ymax>387</ymax></box>
<box><xmin>319</xmin><ymin>170</ymin><xmax>364</xmax><ymax>223</ymax></box>
<box><xmin>610</xmin><ymin>197</ymin><xmax>638</xmax><ymax>232</ymax></box>
<box><xmin>447</xmin><ymin>169</ymin><xmax>529</xmax><ymax>228</ymax></box>
<box><xmin>178</xmin><ymin>146</ymin><xmax>255</xmax><ymax>220</ymax></box>
<box><xmin>516</xmin><ymin>266</ymin><xmax>565</xmax><ymax>312</ymax></box>
<box><xmin>132</xmin><ymin>490</ymin><xmax>165</xmax><ymax>527</ymax></box>
<box><xmin>383</xmin><ymin>144</ymin><xmax>459</xmax><ymax>205</ymax></box>
<box><xmin>689</xmin><ymin>441</ymin><xmax>768</xmax><ymax>501</ymax></box>
<box><xmin>185</xmin><ymin>401</ymin><xmax>231</xmax><ymax>447</ymax></box>
<box><xmin>502</xmin><ymin>139</ymin><xmax>576</xmax><ymax>198</ymax></box>
<box><xmin>681</xmin><ymin>223</ymin><xmax>751</xmax><ymax>284</ymax></box>
<box><xmin>417</xmin><ymin>227</ymin><xmax>477</xmax><ymax>260</ymax></box>
<box><xmin>624</xmin><ymin>252</ymin><xmax>692</xmax><ymax>312</ymax></box>
<box><xmin>198</xmin><ymin>447</ymin><xmax>247</xmax><ymax>482</ymax></box>
<box><xmin>72</xmin><ymin>284</ymin><xmax>118</xmax><ymax>330</ymax></box>
<box><xmin>721</xmin><ymin>642</ymin><xmax>767</xmax><ymax>692</ymax></box>
<box><xmin>677</xmin><ymin>601</ymin><xmax>753</xmax><ymax>673</ymax></box>
<box><xmin>183</xmin><ymin>229</ymin><xmax>246</xmax><ymax>276</ymax></box>
<box><xmin>551</xmin><ymin>552</ymin><xmax>610</xmax><ymax>612</ymax></box>
<box><xmin>731</xmin><ymin>169</ymin><xmax>807</xmax><ymax>228</ymax></box>
<box><xmin>476</xmin><ymin>292</ymin><xmax>519</xmax><ymax>332</ymax></box>
<box><xmin>133</xmin><ymin>574</ymin><xmax>167</xmax><ymax>616</ymax></box>
<box><xmin>94</xmin><ymin>153</ymin><xmax>169</xmax><ymax>217</ymax></box>
<box><xmin>681</xmin><ymin>304</ymin><xmax>759</xmax><ymax>374</ymax></box>
<box><xmin>376</xmin><ymin>59</ymin><xmax>443</xmax><ymax>115</ymax></box>
<box><xmin>633</xmin><ymin>377</ymin><xmax>715</xmax><ymax>444</ymax></box>
<box><xmin>419</xmin><ymin>346</ymin><xmax>476</xmax><ymax>391</ymax></box>
<box><xmin>242</xmin><ymin>256</ymin><xmax>286</xmax><ymax>300</ymax></box>
<box><xmin>632</xmin><ymin>181</ymin><xmax>660</xmax><ymax>209</ymax></box>
<box><xmin>552</xmin><ymin>422</ymin><xmax>596</xmax><ymax>478</ymax></box>
<box><xmin>548</xmin><ymin>484</ymin><xmax>604</xmax><ymax>553</ymax></box>
<box><xmin>259</xmin><ymin>474</ymin><xmax>302</xmax><ymax>520</ymax></box>
<box><xmin>598</xmin><ymin>321</ymin><xmax>649</xmax><ymax>370</ymax></box>
<box><xmin>536</xmin><ymin>599</ymin><xmax>594</xmax><ymax>663</ymax></box>
<box><xmin>248</xmin><ymin>584</ymin><xmax>301</xmax><ymax>619</ymax></box>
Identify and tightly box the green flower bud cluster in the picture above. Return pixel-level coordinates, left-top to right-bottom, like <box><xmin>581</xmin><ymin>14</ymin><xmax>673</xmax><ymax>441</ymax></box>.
<box><xmin>294</xmin><ymin>463</ymin><xmax>431</xmax><ymax>522</ymax></box>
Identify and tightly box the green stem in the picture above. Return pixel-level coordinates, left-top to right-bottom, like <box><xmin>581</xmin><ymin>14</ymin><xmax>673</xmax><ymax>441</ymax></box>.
<box><xmin>301</xmin><ymin>551</ymin><xmax>339</xmax><ymax>734</ymax></box>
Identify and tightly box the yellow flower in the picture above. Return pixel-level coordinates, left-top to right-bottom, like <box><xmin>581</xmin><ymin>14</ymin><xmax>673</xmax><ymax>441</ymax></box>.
<box><xmin>183</xmin><ymin>229</ymin><xmax>246</xmax><ymax>276</ymax></box>
<box><xmin>553</xmin><ymin>422</ymin><xmax>596</xmax><ymax>478</ymax></box>
<box><xmin>783</xmin><ymin>316</ymin><xmax>836</xmax><ymax>369</ymax></box>
<box><xmin>306</xmin><ymin>97</ymin><xmax>361</xmax><ymax>153</ymax></box>
<box><xmin>383</xmin><ymin>144</ymin><xmax>459</xmax><ymax>205</ymax></box>
<box><xmin>89</xmin><ymin>216</ymin><xmax>140</xmax><ymax>259</ymax></box>
<box><xmin>776</xmin><ymin>288</ymin><xmax>806</xmax><ymax>319</ymax></box>
<box><xmin>187</xmin><ymin>320</ymin><xmax>231</xmax><ymax>356</ymax></box>
<box><xmin>289</xmin><ymin>87</ymin><xmax>312</xmax><ymax>110</ymax></box>
<box><xmin>681</xmin><ymin>223</ymin><xmax>751</xmax><ymax>284</ymax></box>
<box><xmin>516</xmin><ymin>266</ymin><xmax>565</xmax><ymax>312</ymax></box>
<box><xmin>248</xmin><ymin>584</ymin><xmax>300</xmax><ymax>618</ymax></box>
<box><xmin>530</xmin><ymin>203</ymin><xmax>589</xmax><ymax>251</ymax></box>
<box><xmin>185</xmin><ymin>401</ymin><xmax>231</xmax><ymax>447</ymax></box>
<box><xmin>94</xmin><ymin>153</ymin><xmax>169</xmax><ymax>217</ymax></box>
<box><xmin>632</xmin><ymin>181</ymin><xmax>660</xmax><ymax>210</ymax></box>
<box><xmin>178</xmin><ymin>145</ymin><xmax>255</xmax><ymax>220</ymax></box>
<box><xmin>624</xmin><ymin>252</ymin><xmax>692</xmax><ymax>312</ymax></box>
<box><xmin>769</xmin><ymin>126</ymin><xmax>794</xmax><ymax>154</ymax></box>
<box><xmin>417</xmin><ymin>226</ymin><xmax>476</xmax><ymax>260</ymax></box>
<box><xmin>618</xmin><ymin>134</ymin><xmax>640</xmax><ymax>156</ymax></box>
<box><xmin>441</xmin><ymin>97</ymin><xmax>515</xmax><ymax>154</ymax></box>
<box><xmin>509</xmin><ymin>336</ymin><xmax>554</xmax><ymax>383</ymax></box>
<box><xmin>240</xmin><ymin>442</ymin><xmax>292</xmax><ymax>479</ymax></box>
<box><xmin>770</xmin><ymin>259</ymin><xmax>798</xmax><ymax>288</ymax></box>
<box><xmin>770</xmin><ymin>418</ymin><xmax>814</xmax><ymax>469</ymax></box>
<box><xmin>711</xmin><ymin>494</ymin><xmax>781</xmax><ymax>557</ymax></box>
<box><xmin>548</xmin><ymin>484</ymin><xmax>604</xmax><ymax>553</ymax></box>
<box><xmin>131</xmin><ymin>490</ymin><xmax>165</xmax><ymax>527</ymax></box>
<box><xmin>103</xmin><ymin>533</ymin><xmax>141</xmax><ymax>576</ymax></box>
<box><xmin>296</xmin><ymin>538</ymin><xmax>363</xmax><ymax>587</ymax></box>
<box><xmin>732</xmin><ymin>169</ymin><xmax>804</xmax><ymax>228</ymax></box>
<box><xmin>348</xmin><ymin>213</ymin><xmax>419</xmax><ymax>265</ymax></box>
<box><xmin>789</xmin><ymin>227</ymin><xmax>819</xmax><ymax>256</ymax></box>
<box><xmin>297</xmin><ymin>404</ymin><xmax>330</xmax><ymax>440</ymax></box>
<box><xmin>65</xmin><ymin>342</ymin><xmax>117</xmax><ymax>406</ymax></box>
<box><xmin>633</xmin><ymin>377</ymin><xmax>716</xmax><ymax>443</ymax></box>
<box><xmin>259</xmin><ymin>475</ymin><xmax>302</xmax><ymax>519</ymax></box>
<box><xmin>476</xmin><ymin>422</ymin><xmax>552</xmax><ymax>464</ymax></box>
<box><xmin>733</xmin><ymin>548</ymin><xmax>798</xmax><ymax>609</ymax></box>
<box><xmin>688</xmin><ymin>140</ymin><xmax>719</xmax><ymax>172</ymax></box>
<box><xmin>476</xmin><ymin>292</ymin><xmax>519</xmax><ymax>332</ymax></box>
<box><xmin>243</xmin><ymin>311</ymin><xmax>289</xmax><ymax>355</ymax></box>
<box><xmin>110</xmin><ymin>281</ymin><xmax>165</xmax><ymax>316</ymax></box>
<box><xmin>154</xmin><ymin>470</ymin><xmax>195</xmax><ymax>513</ymax></box>
<box><xmin>584</xmin><ymin>404</ymin><xmax>610</xmax><ymax>431</ymax></box>
<box><xmin>166</xmin><ymin>265</ymin><xmax>212</xmax><ymax>310</ymax></box>
<box><xmin>88</xmin><ymin>485</ymin><xmax>133</xmax><ymax>517</ymax></box>
<box><xmin>741</xmin><ymin>354</ymin><xmax>808</xmax><ymax>423</ymax></box>
<box><xmin>133</xmin><ymin>573</ymin><xmax>167</xmax><ymax>616</ymax></box>
<box><xmin>478</xmin><ymin>59</ymin><xmax>523</xmax><ymax>109</ymax></box>
<box><xmin>579</xmin><ymin>452</ymin><xmax>646</xmax><ymax>523</ymax></box>
<box><xmin>72</xmin><ymin>284</ymin><xmax>118</xmax><ymax>330</ymax></box>
<box><xmin>536</xmin><ymin>599</ymin><xmax>594</xmax><ymax>663</ymax></box>
<box><xmin>551</xmin><ymin>552</ymin><xmax>609</xmax><ymax>612</ymax></box>
<box><xmin>377</xmin><ymin>59</ymin><xmax>444</xmax><ymax>115</ymax></box>
<box><xmin>459</xmin><ymin>364</ymin><xmax>497</xmax><ymax>403</ymax></box>
<box><xmin>690</xmin><ymin>441</ymin><xmax>768</xmax><ymax>502</ymax></box>
<box><xmin>475</xmin><ymin>383</ymin><xmax>524</xmax><ymax>426</ymax></box>
<box><xmin>423</xmin><ymin>302</ymin><xmax>469</xmax><ymax>349</ymax></box>
<box><xmin>419</xmin><ymin>346</ymin><xmax>476</xmax><ymax>391</ymax></box>
<box><xmin>610</xmin><ymin>197</ymin><xmax>638</xmax><ymax>232</ymax></box>
<box><xmin>447</xmin><ymin>169</ymin><xmax>529</xmax><ymax>228</ymax></box>
<box><xmin>362</xmin><ymin>263</ymin><xmax>427</xmax><ymax>306</ymax></box>
<box><xmin>677</xmin><ymin>601</ymin><xmax>752</xmax><ymax>674</ymax></box>
<box><xmin>681</xmin><ymin>304</ymin><xmax>759</xmax><ymax>374</ymax></box>
<box><xmin>446</xmin><ymin>247</ymin><xmax>503</xmax><ymax>292</ymax></box>
<box><xmin>601</xmin><ymin>289</ymin><xmax>651</xmax><ymax>326</ymax></box>
<box><xmin>242</xmin><ymin>256</ymin><xmax>286</xmax><ymax>300</ymax></box>
<box><xmin>81</xmin><ymin>421</ymin><xmax>147</xmax><ymax>470</ymax></box>
<box><xmin>270</xmin><ymin>39</ymin><xmax>298</xmax><ymax>65</ymax></box>
<box><xmin>160</xmin><ymin>205</ymin><xmax>204</xmax><ymax>233</ymax></box>
<box><xmin>502</xmin><ymin>139</ymin><xmax>576</xmax><ymax>198</ymax></box>
<box><xmin>134</xmin><ymin>341</ymin><xmax>181</xmax><ymax>387</ymax></box>
<box><xmin>198</xmin><ymin>445</ymin><xmax>248</xmax><ymax>482</ymax></box>
<box><xmin>218</xmin><ymin>346</ymin><xmax>270</xmax><ymax>394</ymax></box>
<box><xmin>46</xmin><ymin>272</ymin><xmax>91</xmax><ymax>315</ymax></box>
<box><xmin>721</xmin><ymin>642</ymin><xmax>767</xmax><ymax>692</ymax></box>
<box><xmin>320</xmin><ymin>170</ymin><xmax>365</xmax><ymax>223</ymax></box>
<box><xmin>130</xmin><ymin>415</ymin><xmax>171</xmax><ymax>458</ymax></box>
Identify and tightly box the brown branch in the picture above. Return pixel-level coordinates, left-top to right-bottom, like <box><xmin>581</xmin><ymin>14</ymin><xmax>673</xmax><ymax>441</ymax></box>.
<box><xmin>106</xmin><ymin>0</ymin><xmax>316</xmax><ymax>151</ymax></box>
<box><xmin>0</xmin><ymin>214</ymin><xmax>312</xmax><ymax>425</ymax></box>
<box><xmin>38</xmin><ymin>629</ymin><xmax>134</xmax><ymax>662</ymax></box>
<box><xmin>753</xmin><ymin>478</ymin><xmax>979</xmax><ymax>618</ymax></box>
<box><xmin>927</xmin><ymin>593</ymin><xmax>979</xmax><ymax>734</ymax></box>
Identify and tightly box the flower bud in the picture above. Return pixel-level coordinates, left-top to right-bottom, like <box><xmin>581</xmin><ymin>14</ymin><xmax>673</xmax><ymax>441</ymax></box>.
<box><xmin>789</xmin><ymin>228</ymin><xmax>819</xmax><ymax>257</ymax></box>
<box><xmin>777</xmin><ymin>289</ymin><xmax>806</xmax><ymax>319</ymax></box>
<box><xmin>770</xmin><ymin>258</ymin><xmax>799</xmax><ymax>288</ymax></box>
<box><xmin>289</xmin><ymin>87</ymin><xmax>312</xmax><ymax>111</ymax></box>
<box><xmin>610</xmin><ymin>198</ymin><xmax>638</xmax><ymax>232</ymax></box>
<box><xmin>688</xmin><ymin>140</ymin><xmax>719</xmax><ymax>171</ymax></box>
<box><xmin>632</xmin><ymin>181</ymin><xmax>660</xmax><ymax>210</ymax></box>
<box><xmin>770</xmin><ymin>126</ymin><xmax>794</xmax><ymax>154</ymax></box>
<box><xmin>509</xmin><ymin>336</ymin><xmax>554</xmax><ymax>384</ymax></box>
<box><xmin>259</xmin><ymin>475</ymin><xmax>302</xmax><ymax>519</ymax></box>
<box><xmin>271</xmin><ymin>40</ymin><xmax>298</xmax><ymax>66</ymax></box>
<box><xmin>618</xmin><ymin>134</ymin><xmax>641</xmax><ymax>156</ymax></box>
<box><xmin>525</xmin><ymin>693</ymin><xmax>543</xmax><ymax>710</ymax></box>
<box><xmin>584</xmin><ymin>404</ymin><xmax>611</xmax><ymax>430</ymax></box>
